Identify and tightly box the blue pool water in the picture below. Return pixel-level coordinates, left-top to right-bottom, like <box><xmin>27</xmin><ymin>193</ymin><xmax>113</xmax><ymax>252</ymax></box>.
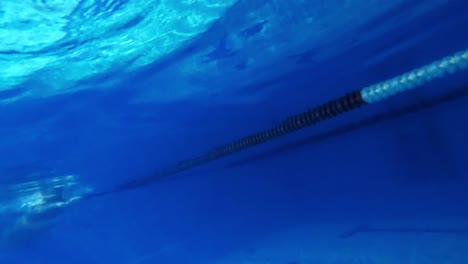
<box><xmin>0</xmin><ymin>1</ymin><xmax>468</xmax><ymax>263</ymax></box>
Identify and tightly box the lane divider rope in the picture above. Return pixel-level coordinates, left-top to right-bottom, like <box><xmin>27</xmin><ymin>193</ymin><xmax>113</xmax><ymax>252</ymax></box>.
<box><xmin>84</xmin><ymin>48</ymin><xmax>468</xmax><ymax>200</ymax></box>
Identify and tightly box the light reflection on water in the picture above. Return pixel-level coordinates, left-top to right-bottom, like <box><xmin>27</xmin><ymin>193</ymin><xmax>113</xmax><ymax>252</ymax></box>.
<box><xmin>1</xmin><ymin>0</ymin><xmax>447</xmax><ymax>103</ymax></box>
<box><xmin>0</xmin><ymin>0</ymin><xmax>236</xmax><ymax>97</ymax></box>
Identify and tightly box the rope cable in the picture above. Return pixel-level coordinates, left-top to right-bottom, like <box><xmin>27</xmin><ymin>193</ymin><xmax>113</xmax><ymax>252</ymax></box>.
<box><xmin>83</xmin><ymin>48</ymin><xmax>468</xmax><ymax>200</ymax></box>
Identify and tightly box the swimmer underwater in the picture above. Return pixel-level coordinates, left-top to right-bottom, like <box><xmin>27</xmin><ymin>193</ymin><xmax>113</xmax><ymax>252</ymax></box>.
<box><xmin>0</xmin><ymin>174</ymin><xmax>89</xmax><ymax>246</ymax></box>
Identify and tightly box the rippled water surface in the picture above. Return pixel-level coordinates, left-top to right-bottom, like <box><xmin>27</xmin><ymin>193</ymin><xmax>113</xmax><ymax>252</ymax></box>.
<box><xmin>1</xmin><ymin>0</ymin><xmax>451</xmax><ymax>102</ymax></box>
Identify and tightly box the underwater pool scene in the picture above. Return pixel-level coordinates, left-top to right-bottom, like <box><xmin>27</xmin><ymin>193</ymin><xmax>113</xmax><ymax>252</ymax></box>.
<box><xmin>1</xmin><ymin>0</ymin><xmax>468</xmax><ymax>263</ymax></box>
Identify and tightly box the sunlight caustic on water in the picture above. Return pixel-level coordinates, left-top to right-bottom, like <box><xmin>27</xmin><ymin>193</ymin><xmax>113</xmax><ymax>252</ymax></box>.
<box><xmin>0</xmin><ymin>0</ymin><xmax>236</xmax><ymax>100</ymax></box>
<box><xmin>0</xmin><ymin>0</ymin><xmax>449</xmax><ymax>104</ymax></box>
